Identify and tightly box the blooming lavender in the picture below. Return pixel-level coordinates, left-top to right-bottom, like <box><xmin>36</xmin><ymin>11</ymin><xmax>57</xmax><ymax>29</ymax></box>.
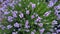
<box><xmin>26</xmin><ymin>10</ymin><xmax>30</xmax><ymax>15</ymax></box>
<box><xmin>31</xmin><ymin>31</ymin><xmax>35</xmax><ymax>34</ymax></box>
<box><xmin>31</xmin><ymin>15</ymin><xmax>35</xmax><ymax>19</ymax></box>
<box><xmin>30</xmin><ymin>2</ymin><xmax>36</xmax><ymax>9</ymax></box>
<box><xmin>52</xmin><ymin>20</ymin><xmax>58</xmax><ymax>25</ymax></box>
<box><xmin>48</xmin><ymin>0</ymin><xmax>58</xmax><ymax>7</ymax></box>
<box><xmin>38</xmin><ymin>23</ymin><xmax>43</xmax><ymax>27</ymax></box>
<box><xmin>14</xmin><ymin>22</ymin><xmax>19</xmax><ymax>28</ymax></box>
<box><xmin>25</xmin><ymin>20</ymin><xmax>30</xmax><ymax>29</ymax></box>
<box><xmin>12</xmin><ymin>11</ymin><xmax>17</xmax><ymax>18</ymax></box>
<box><xmin>39</xmin><ymin>28</ymin><xmax>45</xmax><ymax>34</ymax></box>
<box><xmin>12</xmin><ymin>32</ymin><xmax>17</xmax><ymax>34</ymax></box>
<box><xmin>19</xmin><ymin>12</ymin><xmax>24</xmax><ymax>18</ymax></box>
<box><xmin>7</xmin><ymin>24</ymin><xmax>12</xmax><ymax>29</ymax></box>
<box><xmin>43</xmin><ymin>10</ymin><xmax>51</xmax><ymax>17</ymax></box>
<box><xmin>0</xmin><ymin>0</ymin><xmax>60</xmax><ymax>34</ymax></box>
<box><xmin>7</xmin><ymin>16</ymin><xmax>13</xmax><ymax>22</ymax></box>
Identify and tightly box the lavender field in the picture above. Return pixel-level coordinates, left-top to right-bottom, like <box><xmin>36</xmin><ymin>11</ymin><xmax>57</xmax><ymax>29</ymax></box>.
<box><xmin>0</xmin><ymin>0</ymin><xmax>60</xmax><ymax>34</ymax></box>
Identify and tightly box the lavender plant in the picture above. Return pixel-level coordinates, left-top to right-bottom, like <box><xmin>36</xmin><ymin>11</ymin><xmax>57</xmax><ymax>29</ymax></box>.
<box><xmin>0</xmin><ymin>0</ymin><xmax>60</xmax><ymax>34</ymax></box>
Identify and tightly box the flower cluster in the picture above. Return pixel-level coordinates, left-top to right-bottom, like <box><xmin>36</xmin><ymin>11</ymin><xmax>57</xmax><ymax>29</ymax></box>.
<box><xmin>0</xmin><ymin>0</ymin><xmax>60</xmax><ymax>34</ymax></box>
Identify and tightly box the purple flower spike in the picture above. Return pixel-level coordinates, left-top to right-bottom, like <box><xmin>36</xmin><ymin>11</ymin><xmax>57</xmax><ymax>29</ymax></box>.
<box><xmin>4</xmin><ymin>11</ymin><xmax>10</xmax><ymax>15</ymax></box>
<box><xmin>7</xmin><ymin>16</ymin><xmax>13</xmax><ymax>22</ymax></box>
<box><xmin>25</xmin><ymin>20</ymin><xmax>30</xmax><ymax>28</ymax></box>
<box><xmin>30</xmin><ymin>2</ymin><xmax>36</xmax><ymax>9</ymax></box>
<box><xmin>25</xmin><ymin>25</ymin><xmax>30</xmax><ymax>29</ymax></box>
<box><xmin>43</xmin><ymin>11</ymin><xmax>51</xmax><ymax>17</ymax></box>
<box><xmin>0</xmin><ymin>25</ymin><xmax>5</xmax><ymax>30</ymax></box>
<box><xmin>38</xmin><ymin>23</ymin><xmax>43</xmax><ymax>27</ymax></box>
<box><xmin>31</xmin><ymin>15</ymin><xmax>35</xmax><ymax>19</ymax></box>
<box><xmin>48</xmin><ymin>0</ymin><xmax>58</xmax><ymax>7</ymax></box>
<box><xmin>19</xmin><ymin>12</ymin><xmax>24</xmax><ymax>18</ymax></box>
<box><xmin>54</xmin><ymin>5</ymin><xmax>60</xmax><ymax>10</ymax></box>
<box><xmin>12</xmin><ymin>32</ymin><xmax>17</xmax><ymax>34</ymax></box>
<box><xmin>39</xmin><ymin>28</ymin><xmax>45</xmax><ymax>34</ymax></box>
<box><xmin>52</xmin><ymin>20</ymin><xmax>57</xmax><ymax>25</ymax></box>
<box><xmin>35</xmin><ymin>16</ymin><xmax>42</xmax><ymax>22</ymax></box>
<box><xmin>26</xmin><ymin>10</ymin><xmax>30</xmax><ymax>15</ymax></box>
<box><xmin>48</xmin><ymin>1</ymin><xmax>54</xmax><ymax>7</ymax></box>
<box><xmin>31</xmin><ymin>31</ymin><xmax>35</xmax><ymax>34</ymax></box>
<box><xmin>14</xmin><ymin>22</ymin><xmax>19</xmax><ymax>28</ymax></box>
<box><xmin>25</xmin><ymin>20</ymin><xmax>29</xmax><ymax>25</ymax></box>
<box><xmin>56</xmin><ymin>29</ymin><xmax>60</xmax><ymax>33</ymax></box>
<box><xmin>12</xmin><ymin>11</ymin><xmax>17</xmax><ymax>18</ymax></box>
<box><xmin>32</xmin><ymin>3</ymin><xmax>36</xmax><ymax>9</ymax></box>
<box><xmin>7</xmin><ymin>25</ymin><xmax>12</xmax><ymax>29</ymax></box>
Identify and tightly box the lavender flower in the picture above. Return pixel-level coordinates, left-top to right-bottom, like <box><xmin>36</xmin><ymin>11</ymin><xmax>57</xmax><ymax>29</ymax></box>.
<box><xmin>26</xmin><ymin>10</ymin><xmax>30</xmax><ymax>15</ymax></box>
<box><xmin>25</xmin><ymin>20</ymin><xmax>29</xmax><ymax>25</ymax></box>
<box><xmin>55</xmin><ymin>10</ymin><xmax>60</xmax><ymax>19</ymax></box>
<box><xmin>31</xmin><ymin>15</ymin><xmax>35</xmax><ymax>19</ymax></box>
<box><xmin>30</xmin><ymin>2</ymin><xmax>36</xmax><ymax>9</ymax></box>
<box><xmin>35</xmin><ymin>16</ymin><xmax>42</xmax><ymax>22</ymax></box>
<box><xmin>48</xmin><ymin>1</ymin><xmax>54</xmax><ymax>7</ymax></box>
<box><xmin>31</xmin><ymin>31</ymin><xmax>35</xmax><ymax>34</ymax></box>
<box><xmin>54</xmin><ymin>4</ymin><xmax>60</xmax><ymax>10</ymax></box>
<box><xmin>1</xmin><ymin>26</ymin><xmax>6</xmax><ymax>30</ymax></box>
<box><xmin>4</xmin><ymin>11</ymin><xmax>10</xmax><ymax>15</ymax></box>
<box><xmin>0</xmin><ymin>25</ymin><xmax>5</xmax><ymax>30</ymax></box>
<box><xmin>12</xmin><ymin>11</ymin><xmax>17</xmax><ymax>17</ymax></box>
<box><xmin>7</xmin><ymin>16</ymin><xmax>13</xmax><ymax>22</ymax></box>
<box><xmin>25</xmin><ymin>25</ymin><xmax>30</xmax><ymax>29</ymax></box>
<box><xmin>56</xmin><ymin>29</ymin><xmax>60</xmax><ymax>33</ymax></box>
<box><xmin>38</xmin><ymin>23</ymin><xmax>43</xmax><ymax>27</ymax></box>
<box><xmin>54</xmin><ymin>10</ymin><xmax>59</xmax><ymax>16</ymax></box>
<box><xmin>7</xmin><ymin>25</ymin><xmax>12</xmax><ymax>29</ymax></box>
<box><xmin>25</xmin><ymin>20</ymin><xmax>30</xmax><ymax>28</ymax></box>
<box><xmin>32</xmin><ymin>4</ymin><xmax>36</xmax><ymax>9</ymax></box>
<box><xmin>12</xmin><ymin>32</ymin><xmax>17</xmax><ymax>34</ymax></box>
<box><xmin>14</xmin><ymin>22</ymin><xmax>19</xmax><ymax>28</ymax></box>
<box><xmin>52</xmin><ymin>20</ymin><xmax>58</xmax><ymax>25</ymax></box>
<box><xmin>0</xmin><ymin>18</ymin><xmax>2</xmax><ymax>22</ymax></box>
<box><xmin>43</xmin><ymin>10</ymin><xmax>51</xmax><ymax>17</ymax></box>
<box><xmin>56</xmin><ymin>4</ymin><xmax>60</xmax><ymax>9</ymax></box>
<box><xmin>39</xmin><ymin>28</ymin><xmax>45</xmax><ymax>34</ymax></box>
<box><xmin>48</xmin><ymin>0</ymin><xmax>58</xmax><ymax>7</ymax></box>
<box><xmin>19</xmin><ymin>12</ymin><xmax>24</xmax><ymax>18</ymax></box>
